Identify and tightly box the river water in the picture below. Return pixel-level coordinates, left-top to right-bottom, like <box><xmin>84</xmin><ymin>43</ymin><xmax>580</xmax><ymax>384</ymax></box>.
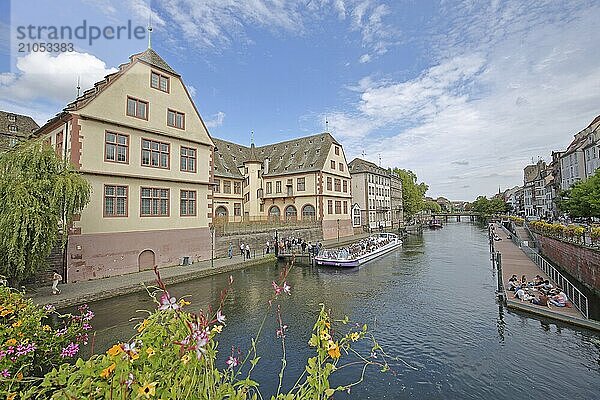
<box><xmin>79</xmin><ymin>223</ymin><xmax>600</xmax><ymax>399</ymax></box>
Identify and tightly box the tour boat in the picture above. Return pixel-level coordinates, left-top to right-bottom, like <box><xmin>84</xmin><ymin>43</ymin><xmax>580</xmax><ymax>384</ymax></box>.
<box><xmin>428</xmin><ymin>219</ymin><xmax>443</xmax><ymax>229</ymax></box>
<box><xmin>314</xmin><ymin>233</ymin><xmax>402</xmax><ymax>268</ymax></box>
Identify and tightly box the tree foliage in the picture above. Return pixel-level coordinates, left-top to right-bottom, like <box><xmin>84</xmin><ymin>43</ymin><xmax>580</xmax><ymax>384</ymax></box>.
<box><xmin>392</xmin><ymin>168</ymin><xmax>428</xmax><ymax>221</ymax></box>
<box><xmin>559</xmin><ymin>169</ymin><xmax>600</xmax><ymax>218</ymax></box>
<box><xmin>423</xmin><ymin>200</ymin><xmax>442</xmax><ymax>213</ymax></box>
<box><xmin>470</xmin><ymin>196</ymin><xmax>508</xmax><ymax>216</ymax></box>
<box><xmin>0</xmin><ymin>142</ymin><xmax>91</xmax><ymax>284</ymax></box>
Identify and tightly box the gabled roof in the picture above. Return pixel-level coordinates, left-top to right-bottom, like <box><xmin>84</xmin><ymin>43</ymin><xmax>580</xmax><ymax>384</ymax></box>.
<box><xmin>348</xmin><ymin>158</ymin><xmax>388</xmax><ymax>176</ymax></box>
<box><xmin>212</xmin><ymin>132</ymin><xmax>340</xmax><ymax>178</ymax></box>
<box><xmin>0</xmin><ymin>111</ymin><xmax>39</xmax><ymax>139</ymax></box>
<box><xmin>63</xmin><ymin>48</ymin><xmax>178</xmax><ymax>112</ymax></box>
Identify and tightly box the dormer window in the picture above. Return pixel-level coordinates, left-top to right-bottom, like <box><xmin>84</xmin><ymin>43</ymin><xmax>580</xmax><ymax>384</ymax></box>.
<box><xmin>151</xmin><ymin>71</ymin><xmax>169</xmax><ymax>93</ymax></box>
<box><xmin>8</xmin><ymin>125</ymin><xmax>17</xmax><ymax>132</ymax></box>
<box><xmin>8</xmin><ymin>114</ymin><xmax>16</xmax><ymax>122</ymax></box>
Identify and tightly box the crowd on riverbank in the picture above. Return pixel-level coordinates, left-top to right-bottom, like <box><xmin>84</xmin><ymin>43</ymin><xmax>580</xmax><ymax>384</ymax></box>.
<box><xmin>508</xmin><ymin>274</ymin><xmax>568</xmax><ymax>308</ymax></box>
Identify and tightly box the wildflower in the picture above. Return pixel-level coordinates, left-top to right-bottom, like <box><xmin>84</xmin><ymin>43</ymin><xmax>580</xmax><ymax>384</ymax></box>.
<box><xmin>228</xmin><ymin>275</ymin><xmax>234</xmax><ymax>285</ymax></box>
<box><xmin>212</xmin><ymin>325</ymin><xmax>223</xmax><ymax>334</ymax></box>
<box><xmin>137</xmin><ymin>319</ymin><xmax>149</xmax><ymax>332</ymax></box>
<box><xmin>272</xmin><ymin>281</ymin><xmax>283</xmax><ymax>295</ymax></box>
<box><xmin>77</xmin><ymin>333</ymin><xmax>89</xmax><ymax>345</ymax></box>
<box><xmin>107</xmin><ymin>344</ymin><xmax>124</xmax><ymax>357</ymax></box>
<box><xmin>82</xmin><ymin>322</ymin><xmax>92</xmax><ymax>330</ymax></box>
<box><xmin>137</xmin><ymin>381</ymin><xmax>157</xmax><ymax>398</ymax></box>
<box><xmin>178</xmin><ymin>298</ymin><xmax>191</xmax><ymax>307</ymax></box>
<box><xmin>276</xmin><ymin>325</ymin><xmax>288</xmax><ymax>339</ymax></box>
<box><xmin>99</xmin><ymin>362</ymin><xmax>116</xmax><ymax>379</ymax></box>
<box><xmin>350</xmin><ymin>332</ymin><xmax>360</xmax><ymax>342</ymax></box>
<box><xmin>1</xmin><ymin>369</ymin><xmax>10</xmax><ymax>378</ymax></box>
<box><xmin>83</xmin><ymin>310</ymin><xmax>95</xmax><ymax>321</ymax></box>
<box><xmin>181</xmin><ymin>353</ymin><xmax>191</xmax><ymax>365</ymax></box>
<box><xmin>1</xmin><ymin>308</ymin><xmax>14</xmax><ymax>317</ymax></box>
<box><xmin>43</xmin><ymin>304</ymin><xmax>56</xmax><ymax>313</ymax></box>
<box><xmin>5</xmin><ymin>338</ymin><xmax>16</xmax><ymax>346</ymax></box>
<box><xmin>226</xmin><ymin>355</ymin><xmax>239</xmax><ymax>369</ymax></box>
<box><xmin>11</xmin><ymin>320</ymin><xmax>22</xmax><ymax>328</ymax></box>
<box><xmin>146</xmin><ymin>347</ymin><xmax>155</xmax><ymax>358</ymax></box>
<box><xmin>77</xmin><ymin>304</ymin><xmax>89</xmax><ymax>312</ymax></box>
<box><xmin>282</xmin><ymin>282</ymin><xmax>291</xmax><ymax>295</ymax></box>
<box><xmin>16</xmin><ymin>372</ymin><xmax>23</xmax><ymax>381</ymax></box>
<box><xmin>320</xmin><ymin>330</ymin><xmax>331</xmax><ymax>341</ymax></box>
<box><xmin>125</xmin><ymin>373</ymin><xmax>135</xmax><ymax>388</ymax></box>
<box><xmin>159</xmin><ymin>292</ymin><xmax>180</xmax><ymax>311</ymax></box>
<box><xmin>216</xmin><ymin>310</ymin><xmax>226</xmax><ymax>324</ymax></box>
<box><xmin>15</xmin><ymin>342</ymin><xmax>36</xmax><ymax>356</ymax></box>
<box><xmin>327</xmin><ymin>340</ymin><xmax>341</xmax><ymax>359</ymax></box>
<box><xmin>42</xmin><ymin>325</ymin><xmax>51</xmax><ymax>332</ymax></box>
<box><xmin>55</xmin><ymin>328</ymin><xmax>67</xmax><ymax>337</ymax></box>
<box><xmin>7</xmin><ymin>393</ymin><xmax>16</xmax><ymax>400</ymax></box>
<box><xmin>60</xmin><ymin>342</ymin><xmax>79</xmax><ymax>358</ymax></box>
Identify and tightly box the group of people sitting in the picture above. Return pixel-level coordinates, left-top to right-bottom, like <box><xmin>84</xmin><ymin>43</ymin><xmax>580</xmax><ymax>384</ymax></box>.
<box><xmin>508</xmin><ymin>274</ymin><xmax>568</xmax><ymax>308</ymax></box>
<box><xmin>319</xmin><ymin>235</ymin><xmax>392</xmax><ymax>260</ymax></box>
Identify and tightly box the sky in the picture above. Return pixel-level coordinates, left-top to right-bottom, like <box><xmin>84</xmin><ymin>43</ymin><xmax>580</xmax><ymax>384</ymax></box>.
<box><xmin>1</xmin><ymin>0</ymin><xmax>599</xmax><ymax>201</ymax></box>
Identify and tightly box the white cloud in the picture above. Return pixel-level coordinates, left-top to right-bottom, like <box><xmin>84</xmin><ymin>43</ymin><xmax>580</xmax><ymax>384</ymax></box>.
<box><xmin>205</xmin><ymin>111</ymin><xmax>226</xmax><ymax>128</ymax></box>
<box><xmin>359</xmin><ymin>54</ymin><xmax>371</xmax><ymax>63</ymax></box>
<box><xmin>0</xmin><ymin>51</ymin><xmax>117</xmax><ymax>104</ymax></box>
<box><xmin>325</xmin><ymin>2</ymin><xmax>600</xmax><ymax>200</ymax></box>
<box><xmin>187</xmin><ymin>85</ymin><xmax>197</xmax><ymax>98</ymax></box>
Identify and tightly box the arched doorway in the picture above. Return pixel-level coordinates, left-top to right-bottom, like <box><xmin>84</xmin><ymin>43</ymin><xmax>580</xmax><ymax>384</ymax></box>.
<box><xmin>138</xmin><ymin>249</ymin><xmax>156</xmax><ymax>272</ymax></box>
<box><xmin>284</xmin><ymin>205</ymin><xmax>297</xmax><ymax>221</ymax></box>
<box><xmin>268</xmin><ymin>205</ymin><xmax>280</xmax><ymax>221</ymax></box>
<box><xmin>301</xmin><ymin>204</ymin><xmax>316</xmax><ymax>220</ymax></box>
<box><xmin>214</xmin><ymin>206</ymin><xmax>228</xmax><ymax>222</ymax></box>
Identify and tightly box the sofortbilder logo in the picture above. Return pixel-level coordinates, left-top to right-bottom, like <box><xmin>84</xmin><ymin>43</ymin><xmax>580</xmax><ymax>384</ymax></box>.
<box><xmin>15</xmin><ymin>20</ymin><xmax>147</xmax><ymax>53</ymax></box>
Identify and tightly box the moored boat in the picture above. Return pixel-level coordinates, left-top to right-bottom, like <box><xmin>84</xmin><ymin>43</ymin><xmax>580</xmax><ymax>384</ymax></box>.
<box><xmin>428</xmin><ymin>219</ymin><xmax>443</xmax><ymax>229</ymax></box>
<box><xmin>314</xmin><ymin>233</ymin><xmax>402</xmax><ymax>268</ymax></box>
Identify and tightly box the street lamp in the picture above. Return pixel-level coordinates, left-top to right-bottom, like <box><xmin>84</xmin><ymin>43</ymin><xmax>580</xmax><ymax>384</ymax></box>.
<box><xmin>274</xmin><ymin>229</ymin><xmax>279</xmax><ymax>257</ymax></box>
<box><xmin>337</xmin><ymin>218</ymin><xmax>340</xmax><ymax>242</ymax></box>
<box><xmin>210</xmin><ymin>225</ymin><xmax>215</xmax><ymax>268</ymax></box>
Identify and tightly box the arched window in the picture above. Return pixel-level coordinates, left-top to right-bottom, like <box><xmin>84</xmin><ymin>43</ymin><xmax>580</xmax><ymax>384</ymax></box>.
<box><xmin>301</xmin><ymin>204</ymin><xmax>316</xmax><ymax>220</ymax></box>
<box><xmin>284</xmin><ymin>205</ymin><xmax>297</xmax><ymax>221</ymax></box>
<box><xmin>268</xmin><ymin>205</ymin><xmax>280</xmax><ymax>221</ymax></box>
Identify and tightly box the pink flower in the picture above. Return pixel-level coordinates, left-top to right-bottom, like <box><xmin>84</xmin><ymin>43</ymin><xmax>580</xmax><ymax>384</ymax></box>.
<box><xmin>216</xmin><ymin>310</ymin><xmax>226</xmax><ymax>324</ymax></box>
<box><xmin>159</xmin><ymin>292</ymin><xmax>180</xmax><ymax>311</ymax></box>
<box><xmin>0</xmin><ymin>369</ymin><xmax>10</xmax><ymax>378</ymax></box>
<box><xmin>228</xmin><ymin>275</ymin><xmax>234</xmax><ymax>285</ymax></box>
<box><xmin>60</xmin><ymin>342</ymin><xmax>79</xmax><ymax>358</ymax></box>
<box><xmin>226</xmin><ymin>355</ymin><xmax>239</xmax><ymax>369</ymax></box>
<box><xmin>282</xmin><ymin>282</ymin><xmax>291</xmax><ymax>295</ymax></box>
<box><xmin>82</xmin><ymin>322</ymin><xmax>92</xmax><ymax>330</ymax></box>
<box><xmin>272</xmin><ymin>281</ymin><xmax>283</xmax><ymax>295</ymax></box>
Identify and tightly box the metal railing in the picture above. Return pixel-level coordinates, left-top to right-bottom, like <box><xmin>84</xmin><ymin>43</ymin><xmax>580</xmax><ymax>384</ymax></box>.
<box><xmin>509</xmin><ymin>230</ymin><xmax>589</xmax><ymax>319</ymax></box>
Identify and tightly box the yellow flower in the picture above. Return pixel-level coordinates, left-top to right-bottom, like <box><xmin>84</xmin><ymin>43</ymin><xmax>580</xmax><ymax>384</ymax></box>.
<box><xmin>146</xmin><ymin>347</ymin><xmax>155</xmax><ymax>358</ymax></box>
<box><xmin>12</xmin><ymin>320</ymin><xmax>22</xmax><ymax>328</ymax></box>
<box><xmin>129</xmin><ymin>351</ymin><xmax>140</xmax><ymax>361</ymax></box>
<box><xmin>212</xmin><ymin>325</ymin><xmax>223</xmax><ymax>334</ymax></box>
<box><xmin>137</xmin><ymin>382</ymin><xmax>157</xmax><ymax>398</ymax></box>
<box><xmin>16</xmin><ymin>372</ymin><xmax>23</xmax><ymax>381</ymax></box>
<box><xmin>7</xmin><ymin>393</ymin><xmax>16</xmax><ymax>400</ymax></box>
<box><xmin>42</xmin><ymin>325</ymin><xmax>51</xmax><ymax>332</ymax></box>
<box><xmin>349</xmin><ymin>332</ymin><xmax>360</xmax><ymax>342</ymax></box>
<box><xmin>107</xmin><ymin>344</ymin><xmax>124</xmax><ymax>357</ymax></box>
<box><xmin>178</xmin><ymin>299</ymin><xmax>191</xmax><ymax>307</ymax></box>
<box><xmin>327</xmin><ymin>340</ymin><xmax>341</xmax><ymax>359</ymax></box>
<box><xmin>324</xmin><ymin>321</ymin><xmax>331</xmax><ymax>328</ymax></box>
<box><xmin>181</xmin><ymin>353</ymin><xmax>191</xmax><ymax>365</ymax></box>
<box><xmin>5</xmin><ymin>338</ymin><xmax>17</xmax><ymax>346</ymax></box>
<box><xmin>100</xmin><ymin>362</ymin><xmax>116</xmax><ymax>379</ymax></box>
<box><xmin>137</xmin><ymin>319</ymin><xmax>149</xmax><ymax>333</ymax></box>
<box><xmin>320</xmin><ymin>330</ymin><xmax>330</xmax><ymax>341</ymax></box>
<box><xmin>0</xmin><ymin>308</ymin><xmax>14</xmax><ymax>317</ymax></box>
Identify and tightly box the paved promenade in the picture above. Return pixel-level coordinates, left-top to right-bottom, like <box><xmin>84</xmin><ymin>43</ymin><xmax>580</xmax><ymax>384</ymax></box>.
<box><xmin>493</xmin><ymin>224</ymin><xmax>600</xmax><ymax>331</ymax></box>
<box><xmin>29</xmin><ymin>231</ymin><xmax>377</xmax><ymax>309</ymax></box>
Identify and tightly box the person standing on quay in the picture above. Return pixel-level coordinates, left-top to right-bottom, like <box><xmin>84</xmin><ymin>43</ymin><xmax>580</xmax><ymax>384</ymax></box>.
<box><xmin>245</xmin><ymin>243</ymin><xmax>251</xmax><ymax>260</ymax></box>
<box><xmin>240</xmin><ymin>242</ymin><xmax>245</xmax><ymax>257</ymax></box>
<box><xmin>52</xmin><ymin>270</ymin><xmax>62</xmax><ymax>295</ymax></box>
<box><xmin>228</xmin><ymin>243</ymin><xmax>233</xmax><ymax>259</ymax></box>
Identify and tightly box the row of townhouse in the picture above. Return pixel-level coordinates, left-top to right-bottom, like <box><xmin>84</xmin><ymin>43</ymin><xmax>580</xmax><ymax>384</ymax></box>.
<box><xmin>12</xmin><ymin>47</ymin><xmax>356</xmax><ymax>282</ymax></box>
<box><xmin>347</xmin><ymin>158</ymin><xmax>403</xmax><ymax>230</ymax></box>
<box><xmin>502</xmin><ymin>114</ymin><xmax>600</xmax><ymax>220</ymax></box>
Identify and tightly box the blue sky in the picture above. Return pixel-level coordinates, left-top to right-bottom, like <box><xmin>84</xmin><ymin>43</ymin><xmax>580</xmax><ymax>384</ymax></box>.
<box><xmin>1</xmin><ymin>0</ymin><xmax>600</xmax><ymax>201</ymax></box>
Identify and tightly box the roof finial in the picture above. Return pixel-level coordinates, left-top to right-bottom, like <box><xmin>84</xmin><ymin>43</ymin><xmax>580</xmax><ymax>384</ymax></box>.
<box><xmin>251</xmin><ymin>130</ymin><xmax>254</xmax><ymax>146</ymax></box>
<box><xmin>147</xmin><ymin>11</ymin><xmax>153</xmax><ymax>49</ymax></box>
<box><xmin>325</xmin><ymin>115</ymin><xmax>329</xmax><ymax>132</ymax></box>
<box><xmin>361</xmin><ymin>150</ymin><xmax>366</xmax><ymax>158</ymax></box>
<box><xmin>76</xmin><ymin>76</ymin><xmax>81</xmax><ymax>97</ymax></box>
<box><xmin>378</xmin><ymin>153</ymin><xmax>382</xmax><ymax>167</ymax></box>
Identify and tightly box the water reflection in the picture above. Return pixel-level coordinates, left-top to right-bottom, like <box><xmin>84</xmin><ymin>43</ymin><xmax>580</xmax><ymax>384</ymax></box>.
<box><xmin>72</xmin><ymin>223</ymin><xmax>600</xmax><ymax>399</ymax></box>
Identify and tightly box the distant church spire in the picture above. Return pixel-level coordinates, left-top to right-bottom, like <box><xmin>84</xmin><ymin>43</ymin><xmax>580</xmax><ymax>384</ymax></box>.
<box><xmin>76</xmin><ymin>76</ymin><xmax>81</xmax><ymax>97</ymax></box>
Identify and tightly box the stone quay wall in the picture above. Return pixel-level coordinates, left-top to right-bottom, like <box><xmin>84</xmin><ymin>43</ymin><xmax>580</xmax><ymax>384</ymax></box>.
<box><xmin>535</xmin><ymin>234</ymin><xmax>600</xmax><ymax>296</ymax></box>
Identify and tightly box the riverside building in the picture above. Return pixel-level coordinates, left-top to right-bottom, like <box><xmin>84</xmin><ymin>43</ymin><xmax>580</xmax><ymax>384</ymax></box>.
<box><xmin>348</xmin><ymin>158</ymin><xmax>392</xmax><ymax>230</ymax></box>
<box><xmin>0</xmin><ymin>110</ymin><xmax>39</xmax><ymax>152</ymax></box>
<box><xmin>33</xmin><ymin>48</ymin><xmax>214</xmax><ymax>282</ymax></box>
<box><xmin>211</xmin><ymin>133</ymin><xmax>354</xmax><ymax>240</ymax></box>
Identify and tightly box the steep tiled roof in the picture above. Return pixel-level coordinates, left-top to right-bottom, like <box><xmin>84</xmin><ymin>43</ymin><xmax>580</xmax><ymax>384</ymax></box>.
<box><xmin>0</xmin><ymin>111</ymin><xmax>39</xmax><ymax>138</ymax></box>
<box><xmin>134</xmin><ymin>48</ymin><xmax>179</xmax><ymax>76</ymax></box>
<box><xmin>348</xmin><ymin>158</ymin><xmax>388</xmax><ymax>176</ymax></box>
<box><xmin>212</xmin><ymin>133</ymin><xmax>340</xmax><ymax>178</ymax></box>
